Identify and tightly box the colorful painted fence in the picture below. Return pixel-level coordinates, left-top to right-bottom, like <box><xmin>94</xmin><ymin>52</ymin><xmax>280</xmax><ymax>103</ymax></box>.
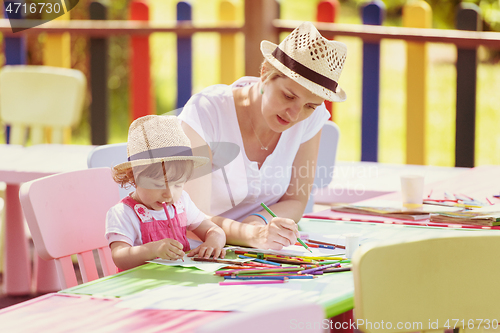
<box><xmin>0</xmin><ymin>0</ymin><xmax>499</xmax><ymax>168</ymax></box>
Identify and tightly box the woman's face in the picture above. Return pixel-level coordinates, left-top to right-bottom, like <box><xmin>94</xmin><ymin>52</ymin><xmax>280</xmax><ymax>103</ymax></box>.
<box><xmin>261</xmin><ymin>76</ymin><xmax>325</xmax><ymax>132</ymax></box>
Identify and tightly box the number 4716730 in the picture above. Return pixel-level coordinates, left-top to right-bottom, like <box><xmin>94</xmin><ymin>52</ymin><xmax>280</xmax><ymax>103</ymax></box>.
<box><xmin>444</xmin><ymin>319</ymin><xmax>499</xmax><ymax>330</ymax></box>
<box><xmin>5</xmin><ymin>2</ymin><xmax>62</xmax><ymax>15</ymax></box>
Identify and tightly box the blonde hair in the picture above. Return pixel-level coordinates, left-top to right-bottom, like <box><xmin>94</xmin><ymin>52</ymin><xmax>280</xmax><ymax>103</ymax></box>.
<box><xmin>112</xmin><ymin>160</ymin><xmax>195</xmax><ymax>189</ymax></box>
<box><xmin>260</xmin><ymin>59</ymin><xmax>286</xmax><ymax>84</ymax></box>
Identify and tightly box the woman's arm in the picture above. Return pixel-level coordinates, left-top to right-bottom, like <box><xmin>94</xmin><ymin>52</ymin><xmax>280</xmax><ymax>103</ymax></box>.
<box><xmin>181</xmin><ymin>122</ymin><xmax>213</xmax><ymax>214</ymax></box>
<box><xmin>241</xmin><ymin>130</ymin><xmax>322</xmax><ymax>224</ymax></box>
<box><xmin>181</xmin><ymin>120</ymin><xmax>302</xmax><ymax>250</ymax></box>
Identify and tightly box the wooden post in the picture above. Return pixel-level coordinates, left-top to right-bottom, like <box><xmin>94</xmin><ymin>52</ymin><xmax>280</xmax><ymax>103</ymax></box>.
<box><xmin>361</xmin><ymin>1</ymin><xmax>385</xmax><ymax>162</ymax></box>
<box><xmin>316</xmin><ymin>0</ymin><xmax>339</xmax><ymax>120</ymax></box>
<box><xmin>3</xmin><ymin>1</ymin><xmax>26</xmax><ymax>144</ymax></box>
<box><xmin>244</xmin><ymin>0</ymin><xmax>279</xmax><ymax>77</ymax></box>
<box><xmin>219</xmin><ymin>0</ymin><xmax>238</xmax><ymax>85</ymax></box>
<box><xmin>90</xmin><ymin>2</ymin><xmax>109</xmax><ymax>145</ymax></box>
<box><xmin>455</xmin><ymin>4</ymin><xmax>481</xmax><ymax>168</ymax></box>
<box><xmin>176</xmin><ymin>1</ymin><xmax>192</xmax><ymax>109</ymax></box>
<box><xmin>42</xmin><ymin>1</ymin><xmax>71</xmax><ymax>144</ymax></box>
<box><xmin>403</xmin><ymin>1</ymin><xmax>431</xmax><ymax>165</ymax></box>
<box><xmin>130</xmin><ymin>0</ymin><xmax>154</xmax><ymax>120</ymax></box>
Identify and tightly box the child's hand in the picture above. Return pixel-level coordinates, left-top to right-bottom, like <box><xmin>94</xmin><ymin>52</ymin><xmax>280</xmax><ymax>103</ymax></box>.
<box><xmin>150</xmin><ymin>238</ymin><xmax>185</xmax><ymax>260</ymax></box>
<box><xmin>188</xmin><ymin>239</ymin><xmax>226</xmax><ymax>259</ymax></box>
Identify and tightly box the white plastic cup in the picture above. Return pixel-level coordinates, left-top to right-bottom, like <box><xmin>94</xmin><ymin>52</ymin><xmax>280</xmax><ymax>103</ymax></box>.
<box><xmin>344</xmin><ymin>233</ymin><xmax>360</xmax><ymax>259</ymax></box>
<box><xmin>400</xmin><ymin>174</ymin><xmax>424</xmax><ymax>210</ymax></box>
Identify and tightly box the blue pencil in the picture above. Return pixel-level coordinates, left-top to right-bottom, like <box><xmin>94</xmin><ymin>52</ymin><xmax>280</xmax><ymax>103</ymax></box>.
<box><xmin>238</xmin><ymin>255</ymin><xmax>281</xmax><ymax>266</ymax></box>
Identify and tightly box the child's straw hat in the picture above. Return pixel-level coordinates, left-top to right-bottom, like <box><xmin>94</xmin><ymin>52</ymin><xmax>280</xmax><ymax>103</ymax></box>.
<box><xmin>260</xmin><ymin>21</ymin><xmax>347</xmax><ymax>102</ymax></box>
<box><xmin>114</xmin><ymin>115</ymin><xmax>209</xmax><ymax>171</ymax></box>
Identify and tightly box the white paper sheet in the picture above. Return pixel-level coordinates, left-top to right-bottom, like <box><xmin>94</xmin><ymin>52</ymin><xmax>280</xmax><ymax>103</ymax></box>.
<box><xmin>148</xmin><ymin>256</ymin><xmax>251</xmax><ymax>273</ymax></box>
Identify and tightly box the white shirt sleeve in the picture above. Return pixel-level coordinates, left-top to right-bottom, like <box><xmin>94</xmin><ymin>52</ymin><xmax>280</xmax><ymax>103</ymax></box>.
<box><xmin>105</xmin><ymin>203</ymin><xmax>142</xmax><ymax>246</ymax></box>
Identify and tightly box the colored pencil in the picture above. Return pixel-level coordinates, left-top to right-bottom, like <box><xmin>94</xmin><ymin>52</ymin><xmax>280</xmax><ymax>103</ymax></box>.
<box><xmin>297</xmin><ymin>242</ymin><xmax>336</xmax><ymax>250</ymax></box>
<box><xmin>298</xmin><ymin>263</ymin><xmax>340</xmax><ymax>274</ymax></box>
<box><xmin>225</xmin><ymin>275</ymin><xmax>315</xmax><ymax>280</ymax></box>
<box><xmin>215</xmin><ymin>266</ymin><xmax>304</xmax><ymax>276</ymax></box>
<box><xmin>223</xmin><ymin>275</ymin><xmax>287</xmax><ymax>280</ymax></box>
<box><xmin>237</xmin><ymin>255</ymin><xmax>282</xmax><ymax>266</ymax></box>
<box><xmin>163</xmin><ymin>202</ymin><xmax>184</xmax><ymax>262</ymax></box>
<box><xmin>192</xmin><ymin>257</ymin><xmax>275</xmax><ymax>268</ymax></box>
<box><xmin>260</xmin><ymin>202</ymin><xmax>312</xmax><ymax>253</ymax></box>
<box><xmin>219</xmin><ymin>280</ymin><xmax>286</xmax><ymax>286</ymax></box>
<box><xmin>307</xmin><ymin>239</ymin><xmax>346</xmax><ymax>249</ymax></box>
<box><xmin>322</xmin><ymin>267</ymin><xmax>351</xmax><ymax>273</ymax></box>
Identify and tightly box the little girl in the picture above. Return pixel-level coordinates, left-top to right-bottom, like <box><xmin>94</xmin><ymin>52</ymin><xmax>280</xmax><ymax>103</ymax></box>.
<box><xmin>105</xmin><ymin>115</ymin><xmax>226</xmax><ymax>271</ymax></box>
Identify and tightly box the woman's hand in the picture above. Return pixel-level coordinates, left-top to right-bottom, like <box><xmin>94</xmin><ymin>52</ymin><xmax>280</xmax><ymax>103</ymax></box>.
<box><xmin>149</xmin><ymin>238</ymin><xmax>185</xmax><ymax>260</ymax></box>
<box><xmin>253</xmin><ymin>217</ymin><xmax>300</xmax><ymax>250</ymax></box>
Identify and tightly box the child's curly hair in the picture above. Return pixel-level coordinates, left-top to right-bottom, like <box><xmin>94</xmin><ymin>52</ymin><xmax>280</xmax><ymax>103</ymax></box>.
<box><xmin>112</xmin><ymin>160</ymin><xmax>195</xmax><ymax>189</ymax></box>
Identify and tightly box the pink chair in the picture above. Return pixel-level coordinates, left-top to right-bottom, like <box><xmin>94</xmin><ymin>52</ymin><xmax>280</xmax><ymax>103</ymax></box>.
<box><xmin>19</xmin><ymin>167</ymin><xmax>119</xmax><ymax>290</ymax></box>
<box><xmin>196</xmin><ymin>302</ymin><xmax>325</xmax><ymax>333</ymax></box>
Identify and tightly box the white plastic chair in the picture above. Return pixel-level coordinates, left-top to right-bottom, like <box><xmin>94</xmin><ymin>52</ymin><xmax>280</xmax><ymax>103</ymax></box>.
<box><xmin>305</xmin><ymin>120</ymin><xmax>340</xmax><ymax>213</ymax></box>
<box><xmin>0</xmin><ymin>65</ymin><xmax>86</xmax><ymax>280</ymax></box>
<box><xmin>196</xmin><ymin>302</ymin><xmax>325</xmax><ymax>333</ymax></box>
<box><xmin>0</xmin><ymin>65</ymin><xmax>86</xmax><ymax>145</ymax></box>
<box><xmin>352</xmin><ymin>234</ymin><xmax>500</xmax><ymax>333</ymax></box>
<box><xmin>87</xmin><ymin>142</ymin><xmax>130</xmax><ymax>199</ymax></box>
<box><xmin>19</xmin><ymin>168</ymin><xmax>119</xmax><ymax>290</ymax></box>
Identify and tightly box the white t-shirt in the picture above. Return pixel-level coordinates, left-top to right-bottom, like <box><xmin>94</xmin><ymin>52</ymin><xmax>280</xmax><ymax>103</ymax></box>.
<box><xmin>105</xmin><ymin>191</ymin><xmax>205</xmax><ymax>246</ymax></box>
<box><xmin>178</xmin><ymin>77</ymin><xmax>330</xmax><ymax>221</ymax></box>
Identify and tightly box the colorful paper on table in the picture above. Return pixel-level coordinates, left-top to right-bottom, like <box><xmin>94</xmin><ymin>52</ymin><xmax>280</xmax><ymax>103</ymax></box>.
<box><xmin>430</xmin><ymin>204</ymin><xmax>500</xmax><ymax>226</ymax></box>
<box><xmin>331</xmin><ymin>200</ymin><xmax>463</xmax><ymax>220</ymax></box>
<box><xmin>116</xmin><ymin>273</ymin><xmax>354</xmax><ymax>312</ymax></box>
<box><xmin>149</xmin><ymin>255</ymin><xmax>251</xmax><ymax>272</ymax></box>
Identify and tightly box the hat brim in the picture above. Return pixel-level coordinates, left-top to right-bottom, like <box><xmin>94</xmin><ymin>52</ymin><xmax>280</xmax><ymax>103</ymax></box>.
<box><xmin>113</xmin><ymin>142</ymin><xmax>241</xmax><ymax>182</ymax></box>
<box><xmin>113</xmin><ymin>155</ymin><xmax>209</xmax><ymax>171</ymax></box>
<box><xmin>261</xmin><ymin>40</ymin><xmax>346</xmax><ymax>103</ymax></box>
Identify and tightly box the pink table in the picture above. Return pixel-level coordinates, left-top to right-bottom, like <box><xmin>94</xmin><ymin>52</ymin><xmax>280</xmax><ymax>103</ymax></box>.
<box><xmin>0</xmin><ymin>144</ymin><xmax>95</xmax><ymax>295</ymax></box>
<box><xmin>0</xmin><ymin>293</ymin><xmax>230</xmax><ymax>332</ymax></box>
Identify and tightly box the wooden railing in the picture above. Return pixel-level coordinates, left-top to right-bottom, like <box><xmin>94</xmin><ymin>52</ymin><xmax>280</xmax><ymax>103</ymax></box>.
<box><xmin>1</xmin><ymin>0</ymin><xmax>499</xmax><ymax>167</ymax></box>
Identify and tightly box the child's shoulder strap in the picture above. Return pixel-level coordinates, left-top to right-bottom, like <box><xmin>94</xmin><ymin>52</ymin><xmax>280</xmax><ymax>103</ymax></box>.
<box><xmin>121</xmin><ymin>195</ymin><xmax>137</xmax><ymax>209</ymax></box>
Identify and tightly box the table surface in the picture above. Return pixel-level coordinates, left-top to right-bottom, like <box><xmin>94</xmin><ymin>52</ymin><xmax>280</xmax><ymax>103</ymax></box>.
<box><xmin>315</xmin><ymin>161</ymin><xmax>469</xmax><ymax>204</ymax></box>
<box><xmin>1</xmin><ymin>215</ymin><xmax>496</xmax><ymax>332</ymax></box>
<box><xmin>0</xmin><ymin>144</ymin><xmax>95</xmax><ymax>184</ymax></box>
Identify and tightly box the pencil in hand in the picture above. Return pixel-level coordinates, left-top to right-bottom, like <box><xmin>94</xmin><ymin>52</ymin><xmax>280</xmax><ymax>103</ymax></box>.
<box><xmin>260</xmin><ymin>202</ymin><xmax>313</xmax><ymax>253</ymax></box>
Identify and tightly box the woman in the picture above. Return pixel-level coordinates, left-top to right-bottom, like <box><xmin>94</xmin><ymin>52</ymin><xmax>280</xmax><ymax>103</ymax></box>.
<box><xmin>179</xmin><ymin>22</ymin><xmax>347</xmax><ymax>250</ymax></box>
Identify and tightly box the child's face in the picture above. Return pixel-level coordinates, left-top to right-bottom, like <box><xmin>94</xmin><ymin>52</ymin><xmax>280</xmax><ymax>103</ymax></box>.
<box><xmin>134</xmin><ymin>175</ymin><xmax>186</xmax><ymax>211</ymax></box>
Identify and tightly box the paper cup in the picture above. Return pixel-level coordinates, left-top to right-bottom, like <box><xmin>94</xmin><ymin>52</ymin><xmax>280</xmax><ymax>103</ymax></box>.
<box><xmin>400</xmin><ymin>175</ymin><xmax>424</xmax><ymax>210</ymax></box>
<box><xmin>344</xmin><ymin>233</ymin><xmax>360</xmax><ymax>259</ymax></box>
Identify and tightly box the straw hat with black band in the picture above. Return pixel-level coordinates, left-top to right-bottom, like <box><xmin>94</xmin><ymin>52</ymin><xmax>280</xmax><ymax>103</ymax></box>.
<box><xmin>260</xmin><ymin>21</ymin><xmax>347</xmax><ymax>102</ymax></box>
<box><xmin>114</xmin><ymin>115</ymin><xmax>209</xmax><ymax>171</ymax></box>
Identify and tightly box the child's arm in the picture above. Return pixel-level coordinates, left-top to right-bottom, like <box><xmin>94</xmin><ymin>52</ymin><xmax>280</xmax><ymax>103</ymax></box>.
<box><xmin>188</xmin><ymin>220</ymin><xmax>226</xmax><ymax>259</ymax></box>
<box><xmin>110</xmin><ymin>239</ymin><xmax>185</xmax><ymax>271</ymax></box>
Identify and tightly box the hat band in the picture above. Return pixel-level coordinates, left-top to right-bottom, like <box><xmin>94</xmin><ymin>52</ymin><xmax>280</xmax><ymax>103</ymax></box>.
<box><xmin>128</xmin><ymin>146</ymin><xmax>193</xmax><ymax>162</ymax></box>
<box><xmin>272</xmin><ymin>47</ymin><xmax>338</xmax><ymax>93</ymax></box>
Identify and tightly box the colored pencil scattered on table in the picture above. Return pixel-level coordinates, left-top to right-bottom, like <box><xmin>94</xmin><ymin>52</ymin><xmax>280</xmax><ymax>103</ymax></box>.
<box><xmin>306</xmin><ymin>239</ymin><xmax>345</xmax><ymax>249</ymax></box>
<box><xmin>220</xmin><ymin>280</ymin><xmax>287</xmax><ymax>286</ymax></box>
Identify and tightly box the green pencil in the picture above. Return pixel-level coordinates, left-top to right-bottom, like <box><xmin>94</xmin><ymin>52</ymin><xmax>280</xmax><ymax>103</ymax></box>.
<box><xmin>260</xmin><ymin>202</ymin><xmax>313</xmax><ymax>253</ymax></box>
